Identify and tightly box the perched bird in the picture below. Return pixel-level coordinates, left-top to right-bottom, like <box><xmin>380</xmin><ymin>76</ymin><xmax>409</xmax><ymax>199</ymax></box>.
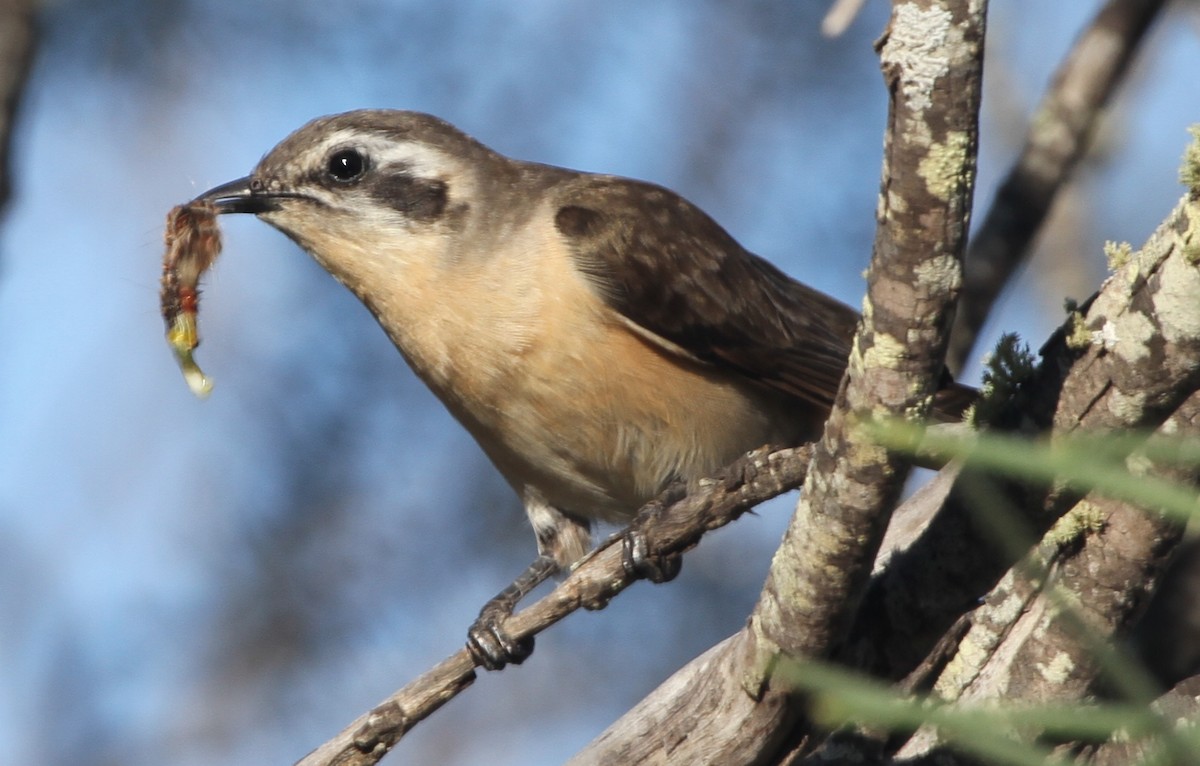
<box><xmin>197</xmin><ymin>109</ymin><xmax>972</xmax><ymax>668</ymax></box>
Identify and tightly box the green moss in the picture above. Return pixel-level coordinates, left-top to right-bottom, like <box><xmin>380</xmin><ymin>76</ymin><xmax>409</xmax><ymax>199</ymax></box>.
<box><xmin>1180</xmin><ymin>125</ymin><xmax>1200</xmax><ymax>196</ymax></box>
<box><xmin>970</xmin><ymin>333</ymin><xmax>1036</xmax><ymax>427</ymax></box>
<box><xmin>1065</xmin><ymin>310</ymin><xmax>1092</xmax><ymax>351</ymax></box>
<box><xmin>1043</xmin><ymin>499</ymin><xmax>1106</xmax><ymax>549</ymax></box>
<box><xmin>1182</xmin><ymin>203</ymin><xmax>1200</xmax><ymax>266</ymax></box>
<box><xmin>1103</xmin><ymin>240</ymin><xmax>1133</xmax><ymax>272</ymax></box>
<box><xmin>919</xmin><ymin>131</ymin><xmax>971</xmax><ymax>200</ymax></box>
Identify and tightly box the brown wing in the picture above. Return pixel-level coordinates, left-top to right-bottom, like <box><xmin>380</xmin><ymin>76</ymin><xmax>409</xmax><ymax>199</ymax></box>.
<box><xmin>553</xmin><ymin>175</ymin><xmax>860</xmax><ymax>412</ymax></box>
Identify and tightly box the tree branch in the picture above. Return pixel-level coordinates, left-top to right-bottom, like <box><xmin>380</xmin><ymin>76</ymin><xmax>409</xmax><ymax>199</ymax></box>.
<box><xmin>946</xmin><ymin>0</ymin><xmax>1168</xmax><ymax>373</ymax></box>
<box><xmin>293</xmin><ymin>445</ymin><xmax>813</xmax><ymax>766</ymax></box>
<box><xmin>565</xmin><ymin>430</ymin><xmax>968</xmax><ymax>766</ymax></box>
<box><xmin>1082</xmin><ymin>676</ymin><xmax>1200</xmax><ymax>766</ymax></box>
<box><xmin>749</xmin><ymin>0</ymin><xmax>985</xmax><ymax>691</ymax></box>
<box><xmin>845</xmin><ymin>188</ymin><xmax>1200</xmax><ymax>682</ymax></box>
<box><xmin>0</xmin><ymin>0</ymin><xmax>36</xmax><ymax>218</ymax></box>
<box><xmin>894</xmin><ymin>397</ymin><xmax>1199</xmax><ymax>761</ymax></box>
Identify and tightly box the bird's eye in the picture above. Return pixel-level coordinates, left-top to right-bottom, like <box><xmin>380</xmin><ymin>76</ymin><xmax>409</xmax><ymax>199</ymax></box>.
<box><xmin>326</xmin><ymin>149</ymin><xmax>367</xmax><ymax>182</ymax></box>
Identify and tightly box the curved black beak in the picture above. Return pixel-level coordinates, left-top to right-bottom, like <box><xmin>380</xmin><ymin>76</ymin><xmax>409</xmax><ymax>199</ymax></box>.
<box><xmin>193</xmin><ymin>176</ymin><xmax>278</xmax><ymax>214</ymax></box>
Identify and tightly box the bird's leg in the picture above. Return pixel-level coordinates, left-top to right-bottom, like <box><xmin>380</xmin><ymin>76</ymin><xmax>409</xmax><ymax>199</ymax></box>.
<box><xmin>467</xmin><ymin>495</ymin><xmax>592</xmax><ymax>671</ymax></box>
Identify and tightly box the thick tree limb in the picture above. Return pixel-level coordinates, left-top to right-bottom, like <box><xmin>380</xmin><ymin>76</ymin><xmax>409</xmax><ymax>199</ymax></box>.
<box><xmin>1048</xmin><ymin>196</ymin><xmax>1200</xmax><ymax>436</ymax></box>
<box><xmin>893</xmin><ymin>397</ymin><xmax>1199</xmax><ymax>761</ymax></box>
<box><xmin>1080</xmin><ymin>676</ymin><xmax>1200</xmax><ymax>766</ymax></box>
<box><xmin>845</xmin><ymin>190</ymin><xmax>1200</xmax><ymax>682</ymax></box>
<box><xmin>946</xmin><ymin>0</ymin><xmax>1168</xmax><ymax>373</ymax></box>
<box><xmin>799</xmin><ymin>180</ymin><xmax>1200</xmax><ymax>762</ymax></box>
<box><xmin>568</xmin><ymin>631</ymin><xmax>797</xmax><ymax>766</ymax></box>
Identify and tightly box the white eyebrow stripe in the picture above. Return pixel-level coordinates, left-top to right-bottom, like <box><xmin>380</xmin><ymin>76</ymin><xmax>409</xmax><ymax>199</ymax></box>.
<box><xmin>314</xmin><ymin>129</ymin><xmax>457</xmax><ymax>179</ymax></box>
<box><xmin>300</xmin><ymin>129</ymin><xmax>478</xmax><ymax>213</ymax></box>
<box><xmin>372</xmin><ymin>141</ymin><xmax>457</xmax><ymax>176</ymax></box>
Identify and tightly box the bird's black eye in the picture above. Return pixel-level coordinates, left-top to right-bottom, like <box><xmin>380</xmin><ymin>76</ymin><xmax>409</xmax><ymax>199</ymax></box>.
<box><xmin>326</xmin><ymin>148</ymin><xmax>367</xmax><ymax>182</ymax></box>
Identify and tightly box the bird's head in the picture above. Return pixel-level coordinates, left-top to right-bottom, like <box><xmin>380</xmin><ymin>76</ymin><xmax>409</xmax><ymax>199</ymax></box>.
<box><xmin>196</xmin><ymin>109</ymin><xmax>497</xmax><ymax>292</ymax></box>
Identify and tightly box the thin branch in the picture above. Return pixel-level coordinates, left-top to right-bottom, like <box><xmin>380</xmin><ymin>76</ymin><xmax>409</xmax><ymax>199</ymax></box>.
<box><xmin>822</xmin><ymin>0</ymin><xmax>869</xmax><ymax>37</ymax></box>
<box><xmin>947</xmin><ymin>0</ymin><xmax>1168</xmax><ymax>373</ymax></box>
<box><xmin>293</xmin><ymin>445</ymin><xmax>813</xmax><ymax>766</ymax></box>
<box><xmin>566</xmin><ymin>431</ymin><xmax>968</xmax><ymax>766</ymax></box>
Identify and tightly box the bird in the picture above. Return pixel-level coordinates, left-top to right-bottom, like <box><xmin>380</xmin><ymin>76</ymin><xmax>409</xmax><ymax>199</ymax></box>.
<box><xmin>195</xmin><ymin>109</ymin><xmax>973</xmax><ymax>669</ymax></box>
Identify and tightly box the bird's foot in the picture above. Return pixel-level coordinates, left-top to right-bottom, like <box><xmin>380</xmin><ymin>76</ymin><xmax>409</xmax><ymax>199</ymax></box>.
<box><xmin>622</xmin><ymin>528</ymin><xmax>682</xmax><ymax>584</ymax></box>
<box><xmin>466</xmin><ymin>554</ymin><xmax>557</xmax><ymax>670</ymax></box>
<box><xmin>467</xmin><ymin>597</ymin><xmax>534</xmax><ymax>671</ymax></box>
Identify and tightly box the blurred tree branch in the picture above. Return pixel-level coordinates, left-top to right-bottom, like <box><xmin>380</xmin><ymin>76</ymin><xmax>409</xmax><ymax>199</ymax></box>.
<box><xmin>822</xmin><ymin>0</ymin><xmax>869</xmax><ymax>37</ymax></box>
<box><xmin>947</xmin><ymin>0</ymin><xmax>1168</xmax><ymax>373</ymax></box>
<box><xmin>0</xmin><ymin>0</ymin><xmax>35</xmax><ymax>219</ymax></box>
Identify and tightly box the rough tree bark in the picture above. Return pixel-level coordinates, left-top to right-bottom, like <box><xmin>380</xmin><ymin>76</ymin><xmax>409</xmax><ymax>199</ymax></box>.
<box><xmin>895</xmin><ymin>193</ymin><xmax>1200</xmax><ymax>762</ymax></box>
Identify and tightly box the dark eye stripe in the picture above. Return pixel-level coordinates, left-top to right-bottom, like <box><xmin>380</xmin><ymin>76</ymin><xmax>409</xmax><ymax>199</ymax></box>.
<box><xmin>368</xmin><ymin>173</ymin><xmax>448</xmax><ymax>221</ymax></box>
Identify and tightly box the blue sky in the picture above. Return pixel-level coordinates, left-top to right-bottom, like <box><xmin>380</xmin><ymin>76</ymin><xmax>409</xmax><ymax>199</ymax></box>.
<box><xmin>0</xmin><ymin>2</ymin><xmax>1196</xmax><ymax>764</ymax></box>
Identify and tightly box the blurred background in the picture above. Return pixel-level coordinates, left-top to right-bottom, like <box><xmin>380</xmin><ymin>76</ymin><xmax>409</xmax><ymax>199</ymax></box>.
<box><xmin>0</xmin><ymin>1</ymin><xmax>1196</xmax><ymax>764</ymax></box>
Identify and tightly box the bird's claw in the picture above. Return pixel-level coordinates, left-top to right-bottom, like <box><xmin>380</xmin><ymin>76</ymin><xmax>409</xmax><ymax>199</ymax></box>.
<box><xmin>622</xmin><ymin>530</ymin><xmax>682</xmax><ymax>583</ymax></box>
<box><xmin>467</xmin><ymin>602</ymin><xmax>534</xmax><ymax>671</ymax></box>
